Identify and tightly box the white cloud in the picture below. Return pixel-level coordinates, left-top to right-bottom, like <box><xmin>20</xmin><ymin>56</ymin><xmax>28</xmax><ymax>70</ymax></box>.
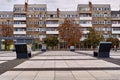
<box><xmin>0</xmin><ymin>0</ymin><xmax>119</xmax><ymax>11</ymax></box>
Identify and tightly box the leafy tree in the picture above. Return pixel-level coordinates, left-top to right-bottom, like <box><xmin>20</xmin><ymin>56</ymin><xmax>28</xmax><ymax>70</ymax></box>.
<box><xmin>44</xmin><ymin>36</ymin><xmax>59</xmax><ymax>50</ymax></box>
<box><xmin>0</xmin><ymin>23</ymin><xmax>13</xmax><ymax>50</ymax></box>
<box><xmin>84</xmin><ymin>27</ymin><xmax>103</xmax><ymax>49</ymax></box>
<box><xmin>58</xmin><ymin>18</ymin><xmax>82</xmax><ymax>48</ymax></box>
<box><xmin>106</xmin><ymin>38</ymin><xmax>119</xmax><ymax>48</ymax></box>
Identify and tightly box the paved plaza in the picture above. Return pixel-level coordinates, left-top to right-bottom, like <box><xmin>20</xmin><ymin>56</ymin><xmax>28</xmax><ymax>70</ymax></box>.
<box><xmin>0</xmin><ymin>50</ymin><xmax>120</xmax><ymax>80</ymax></box>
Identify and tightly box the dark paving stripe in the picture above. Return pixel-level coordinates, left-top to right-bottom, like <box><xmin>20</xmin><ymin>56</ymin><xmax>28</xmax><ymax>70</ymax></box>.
<box><xmin>0</xmin><ymin>59</ymin><xmax>26</xmax><ymax>75</ymax></box>
<box><xmin>11</xmin><ymin>67</ymin><xmax>120</xmax><ymax>71</ymax></box>
<box><xmin>29</xmin><ymin>59</ymin><xmax>98</xmax><ymax>61</ymax></box>
<box><xmin>0</xmin><ymin>51</ymin><xmax>42</xmax><ymax>75</ymax></box>
<box><xmin>103</xmin><ymin>58</ymin><xmax>120</xmax><ymax>66</ymax></box>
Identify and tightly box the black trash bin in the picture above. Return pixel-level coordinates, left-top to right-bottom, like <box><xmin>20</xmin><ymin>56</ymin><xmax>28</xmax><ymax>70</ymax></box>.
<box><xmin>93</xmin><ymin>42</ymin><xmax>112</xmax><ymax>58</ymax></box>
<box><xmin>15</xmin><ymin>43</ymin><xmax>31</xmax><ymax>59</ymax></box>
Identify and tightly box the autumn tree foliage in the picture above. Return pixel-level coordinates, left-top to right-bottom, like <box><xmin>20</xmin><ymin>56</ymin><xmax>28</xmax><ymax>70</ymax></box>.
<box><xmin>58</xmin><ymin>18</ymin><xmax>82</xmax><ymax>47</ymax></box>
<box><xmin>106</xmin><ymin>38</ymin><xmax>119</xmax><ymax>48</ymax></box>
<box><xmin>0</xmin><ymin>23</ymin><xmax>13</xmax><ymax>50</ymax></box>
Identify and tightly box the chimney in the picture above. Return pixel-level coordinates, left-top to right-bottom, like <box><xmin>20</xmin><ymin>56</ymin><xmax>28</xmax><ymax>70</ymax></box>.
<box><xmin>57</xmin><ymin>8</ymin><xmax>60</xmax><ymax>18</ymax></box>
<box><xmin>89</xmin><ymin>1</ymin><xmax>92</xmax><ymax>11</ymax></box>
<box><xmin>25</xmin><ymin>0</ymin><xmax>28</xmax><ymax>12</ymax></box>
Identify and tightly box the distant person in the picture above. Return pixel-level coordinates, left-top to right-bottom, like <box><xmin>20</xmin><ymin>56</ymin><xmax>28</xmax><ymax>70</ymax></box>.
<box><xmin>114</xmin><ymin>45</ymin><xmax>117</xmax><ymax>52</ymax></box>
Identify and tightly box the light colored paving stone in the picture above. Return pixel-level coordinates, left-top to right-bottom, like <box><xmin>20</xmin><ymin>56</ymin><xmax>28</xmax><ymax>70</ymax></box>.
<box><xmin>55</xmin><ymin>61</ymin><xmax>68</xmax><ymax>68</ymax></box>
<box><xmin>14</xmin><ymin>71</ymin><xmax>38</xmax><ymax>80</ymax></box>
<box><xmin>105</xmin><ymin>70</ymin><xmax>120</xmax><ymax>79</ymax></box>
<box><xmin>34</xmin><ymin>71</ymin><xmax>54</xmax><ymax>80</ymax></box>
<box><xmin>88</xmin><ymin>71</ymin><xmax>118</xmax><ymax>80</ymax></box>
<box><xmin>0</xmin><ymin>71</ymin><xmax>22</xmax><ymax>80</ymax></box>
<box><xmin>0</xmin><ymin>57</ymin><xmax>16</xmax><ymax>61</ymax></box>
<box><xmin>55</xmin><ymin>71</ymin><xmax>76</xmax><ymax>80</ymax></box>
<box><xmin>76</xmin><ymin>60</ymin><xmax>120</xmax><ymax>68</ymax></box>
<box><xmin>72</xmin><ymin>71</ymin><xmax>96</xmax><ymax>80</ymax></box>
<box><xmin>0</xmin><ymin>61</ymin><xmax>6</xmax><ymax>64</ymax></box>
<box><xmin>15</xmin><ymin>61</ymin><xmax>44</xmax><ymax>68</ymax></box>
<box><xmin>110</xmin><ymin>55</ymin><xmax>120</xmax><ymax>59</ymax></box>
<box><xmin>31</xmin><ymin>56</ymin><xmax>48</xmax><ymax>59</ymax></box>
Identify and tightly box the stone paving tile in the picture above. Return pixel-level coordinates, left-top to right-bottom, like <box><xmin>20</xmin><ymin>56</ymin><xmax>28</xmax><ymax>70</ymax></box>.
<box><xmin>55</xmin><ymin>71</ymin><xmax>76</xmax><ymax>80</ymax></box>
<box><xmin>14</xmin><ymin>71</ymin><xmax>38</xmax><ymax>80</ymax></box>
<box><xmin>88</xmin><ymin>71</ymin><xmax>119</xmax><ymax>80</ymax></box>
<box><xmin>72</xmin><ymin>71</ymin><xmax>96</xmax><ymax>80</ymax></box>
<box><xmin>0</xmin><ymin>61</ymin><xmax>6</xmax><ymax>64</ymax></box>
<box><xmin>0</xmin><ymin>71</ymin><xmax>22</xmax><ymax>80</ymax></box>
<box><xmin>0</xmin><ymin>57</ymin><xmax>16</xmax><ymax>61</ymax></box>
<box><xmin>1</xmin><ymin>51</ymin><xmax>120</xmax><ymax>80</ymax></box>
<box><xmin>34</xmin><ymin>71</ymin><xmax>54</xmax><ymax>80</ymax></box>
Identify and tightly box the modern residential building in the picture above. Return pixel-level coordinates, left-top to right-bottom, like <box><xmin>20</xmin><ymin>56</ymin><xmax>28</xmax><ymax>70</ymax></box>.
<box><xmin>111</xmin><ymin>11</ymin><xmax>120</xmax><ymax>40</ymax></box>
<box><xmin>0</xmin><ymin>2</ymin><xmax>120</xmax><ymax>46</ymax></box>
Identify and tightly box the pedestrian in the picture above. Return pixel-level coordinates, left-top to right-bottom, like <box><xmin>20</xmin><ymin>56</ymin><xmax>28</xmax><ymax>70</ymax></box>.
<box><xmin>114</xmin><ymin>45</ymin><xmax>117</xmax><ymax>52</ymax></box>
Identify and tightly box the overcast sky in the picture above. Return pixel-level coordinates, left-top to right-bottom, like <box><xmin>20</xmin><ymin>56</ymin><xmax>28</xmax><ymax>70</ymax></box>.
<box><xmin>0</xmin><ymin>0</ymin><xmax>119</xmax><ymax>11</ymax></box>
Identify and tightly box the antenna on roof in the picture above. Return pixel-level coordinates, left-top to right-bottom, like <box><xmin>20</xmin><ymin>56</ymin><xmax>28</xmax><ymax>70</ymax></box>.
<box><xmin>25</xmin><ymin>0</ymin><xmax>28</xmax><ymax>12</ymax></box>
<box><xmin>25</xmin><ymin>0</ymin><xmax>28</xmax><ymax>3</ymax></box>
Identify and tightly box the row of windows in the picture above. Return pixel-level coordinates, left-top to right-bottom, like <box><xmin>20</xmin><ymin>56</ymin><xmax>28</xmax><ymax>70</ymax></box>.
<box><xmin>94</xmin><ymin>27</ymin><xmax>111</xmax><ymax>31</ymax></box>
<box><xmin>1</xmin><ymin>14</ymin><xmax>119</xmax><ymax>18</ymax></box>
<box><xmin>92</xmin><ymin>21</ymin><xmax>111</xmax><ymax>24</ymax></box>
<box><xmin>14</xmin><ymin>21</ymin><xmax>26</xmax><ymax>24</ymax></box>
<box><xmin>112</xmin><ymin>21</ymin><xmax>120</xmax><ymax>24</ymax></box>
<box><xmin>111</xmin><ymin>14</ymin><xmax>120</xmax><ymax>18</ymax></box>
<box><xmin>79</xmin><ymin>14</ymin><xmax>91</xmax><ymax>17</ymax></box>
<box><xmin>92</xmin><ymin>7</ymin><xmax>110</xmax><ymax>11</ymax></box>
<box><xmin>112</xmin><ymin>28</ymin><xmax>120</xmax><ymax>31</ymax></box>
<box><xmin>14</xmin><ymin>7</ymin><xmax>46</xmax><ymax>12</ymax></box>
<box><xmin>92</xmin><ymin>14</ymin><xmax>111</xmax><ymax>17</ymax></box>
<box><xmin>46</xmin><ymin>28</ymin><xmax>57</xmax><ymax>31</ymax></box>
<box><xmin>0</xmin><ymin>14</ymin><xmax>13</xmax><ymax>18</ymax></box>
<box><xmin>112</xmin><ymin>34</ymin><xmax>120</xmax><ymax>38</ymax></box>
<box><xmin>27</xmin><ymin>14</ymin><xmax>45</xmax><ymax>18</ymax></box>
<box><xmin>0</xmin><ymin>21</ymin><xmax>13</xmax><ymax>25</ymax></box>
<box><xmin>28</xmin><ymin>8</ymin><xmax>46</xmax><ymax>11</ymax></box>
<box><xmin>14</xmin><ymin>14</ymin><xmax>26</xmax><ymax>17</ymax></box>
<box><xmin>14</xmin><ymin>28</ymin><xmax>26</xmax><ymax>31</ymax></box>
<box><xmin>27</xmin><ymin>28</ymin><xmax>40</xmax><ymax>31</ymax></box>
<box><xmin>80</xmin><ymin>21</ymin><xmax>91</xmax><ymax>24</ymax></box>
<box><xmin>78</xmin><ymin>7</ymin><xmax>110</xmax><ymax>11</ymax></box>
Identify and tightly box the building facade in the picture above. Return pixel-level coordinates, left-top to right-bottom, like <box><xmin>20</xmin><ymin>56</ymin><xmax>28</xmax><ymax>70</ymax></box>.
<box><xmin>0</xmin><ymin>2</ymin><xmax>120</xmax><ymax>45</ymax></box>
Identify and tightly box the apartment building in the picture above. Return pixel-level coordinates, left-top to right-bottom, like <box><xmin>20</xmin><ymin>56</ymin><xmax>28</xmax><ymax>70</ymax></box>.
<box><xmin>0</xmin><ymin>2</ymin><xmax>120</xmax><ymax>45</ymax></box>
<box><xmin>78</xmin><ymin>2</ymin><xmax>111</xmax><ymax>40</ymax></box>
<box><xmin>13</xmin><ymin>3</ymin><xmax>47</xmax><ymax>43</ymax></box>
<box><xmin>0</xmin><ymin>11</ymin><xmax>13</xmax><ymax>37</ymax></box>
<box><xmin>111</xmin><ymin>11</ymin><xmax>120</xmax><ymax>40</ymax></box>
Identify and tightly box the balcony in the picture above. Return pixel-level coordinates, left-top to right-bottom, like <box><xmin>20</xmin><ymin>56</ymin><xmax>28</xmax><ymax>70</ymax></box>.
<box><xmin>112</xmin><ymin>24</ymin><xmax>120</xmax><ymax>27</ymax></box>
<box><xmin>46</xmin><ymin>24</ymin><xmax>59</xmax><ymax>27</ymax></box>
<box><xmin>82</xmin><ymin>31</ymin><xmax>89</xmax><ymax>34</ymax></box>
<box><xmin>46</xmin><ymin>31</ymin><xmax>59</xmax><ymax>34</ymax></box>
<box><xmin>112</xmin><ymin>17</ymin><xmax>120</xmax><ymax>20</ymax></box>
<box><xmin>14</xmin><ymin>31</ymin><xmax>26</xmax><ymax>34</ymax></box>
<box><xmin>80</xmin><ymin>17</ymin><xmax>92</xmax><ymax>20</ymax></box>
<box><xmin>14</xmin><ymin>24</ymin><xmax>26</xmax><ymax>28</ymax></box>
<box><xmin>80</xmin><ymin>24</ymin><xmax>92</xmax><ymax>27</ymax></box>
<box><xmin>112</xmin><ymin>31</ymin><xmax>120</xmax><ymax>34</ymax></box>
<box><xmin>14</xmin><ymin>17</ymin><xmax>26</xmax><ymax>20</ymax></box>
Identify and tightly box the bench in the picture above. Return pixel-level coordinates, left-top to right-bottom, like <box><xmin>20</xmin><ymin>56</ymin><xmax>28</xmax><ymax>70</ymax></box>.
<box><xmin>70</xmin><ymin>46</ymin><xmax>75</xmax><ymax>51</ymax></box>
<box><xmin>93</xmin><ymin>42</ymin><xmax>112</xmax><ymax>58</ymax></box>
<box><xmin>41</xmin><ymin>45</ymin><xmax>46</xmax><ymax>51</ymax></box>
<box><xmin>15</xmin><ymin>43</ymin><xmax>31</xmax><ymax>59</ymax></box>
